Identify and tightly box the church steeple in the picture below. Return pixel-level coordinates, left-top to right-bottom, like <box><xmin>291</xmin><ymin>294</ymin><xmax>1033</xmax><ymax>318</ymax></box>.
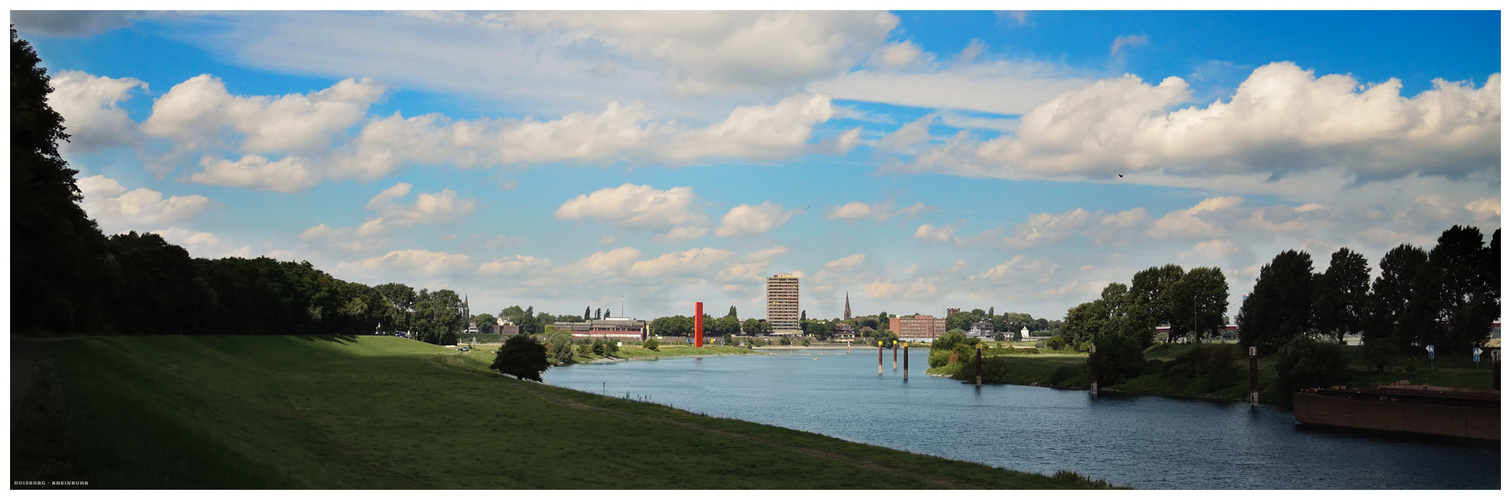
<box><xmin>844</xmin><ymin>292</ymin><xmax>852</xmax><ymax>321</ymax></box>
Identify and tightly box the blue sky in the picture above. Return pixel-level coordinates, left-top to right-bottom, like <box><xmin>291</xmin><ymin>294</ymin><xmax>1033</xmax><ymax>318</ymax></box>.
<box><xmin>11</xmin><ymin>9</ymin><xmax>1501</xmax><ymax>322</ymax></box>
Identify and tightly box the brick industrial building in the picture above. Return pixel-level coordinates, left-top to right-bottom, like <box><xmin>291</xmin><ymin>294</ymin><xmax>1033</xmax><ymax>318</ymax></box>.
<box><xmin>890</xmin><ymin>314</ymin><xmax>947</xmax><ymax>341</ymax></box>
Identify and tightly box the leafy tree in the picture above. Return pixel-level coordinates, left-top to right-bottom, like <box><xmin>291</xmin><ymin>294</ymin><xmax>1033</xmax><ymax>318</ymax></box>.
<box><xmin>643</xmin><ymin>338</ymin><xmax>660</xmax><ymax>351</ymax></box>
<box><xmin>1274</xmin><ymin>335</ymin><xmax>1349</xmax><ymax>396</ymax></box>
<box><xmin>547</xmin><ymin>331</ymin><xmax>576</xmax><ymax>365</ymax></box>
<box><xmin>722</xmin><ymin>333</ymin><xmax>734</xmax><ymax>346</ymax></box>
<box><xmin>412</xmin><ymin>289</ymin><xmax>464</xmax><ymax>344</ymax></box>
<box><xmin>800</xmin><ymin>310</ymin><xmax>807</xmax><ymax>322</ymax></box>
<box><xmin>592</xmin><ymin>339</ymin><xmax>607</xmax><ymax>356</ymax></box>
<box><xmin>740</xmin><ymin>318</ymin><xmax>771</xmax><ymax>335</ymax></box>
<box><xmin>651</xmin><ymin>315</ymin><xmax>694</xmax><ymax>336</ymax></box>
<box><xmin>491</xmin><ymin>334</ymin><xmax>550</xmax><ymax>381</ymax></box>
<box><xmin>1424</xmin><ymin>225</ymin><xmax>1498</xmax><ymax>354</ymax></box>
<box><xmin>1366</xmin><ymin>244</ymin><xmax>1429</xmax><ymax>351</ymax></box>
<box><xmin>1091</xmin><ymin>333</ymin><xmax>1145</xmax><ymax>386</ymax></box>
<box><xmin>1238</xmin><ymin>250</ymin><xmax>1316</xmax><ymax>355</ymax></box>
<box><xmin>10</xmin><ymin>28</ymin><xmax>113</xmax><ymax>334</ymax></box>
<box><xmin>374</xmin><ymin>283</ymin><xmax>418</xmax><ymax>332</ymax></box>
<box><xmin>473</xmin><ymin>313</ymin><xmax>496</xmax><ymax>331</ymax></box>
<box><xmin>594</xmin><ymin>307</ymin><xmax>601</xmax><ymax>320</ymax></box>
<box><xmin>727</xmin><ymin>305</ymin><xmax>738</xmax><ymax>321</ymax></box>
<box><xmin>1130</xmin><ymin>264</ymin><xmax>1185</xmax><ymax>340</ymax></box>
<box><xmin>500</xmin><ymin>305</ymin><xmax>526</xmax><ymax>324</ymax></box>
<box><xmin>1312</xmin><ymin>248</ymin><xmax>1371</xmax><ymax>343</ymax></box>
<box><xmin>1174</xmin><ymin>267</ymin><xmax>1229</xmax><ymax>343</ymax></box>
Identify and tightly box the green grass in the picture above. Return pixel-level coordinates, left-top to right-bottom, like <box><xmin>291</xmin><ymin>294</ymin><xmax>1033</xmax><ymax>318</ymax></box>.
<box><xmin>12</xmin><ymin>335</ymin><xmax>1115</xmax><ymax>489</ymax></box>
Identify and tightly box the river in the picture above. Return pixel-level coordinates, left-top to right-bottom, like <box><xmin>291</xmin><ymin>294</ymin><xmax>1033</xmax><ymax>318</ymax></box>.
<box><xmin>543</xmin><ymin>348</ymin><xmax>1500</xmax><ymax>489</ymax></box>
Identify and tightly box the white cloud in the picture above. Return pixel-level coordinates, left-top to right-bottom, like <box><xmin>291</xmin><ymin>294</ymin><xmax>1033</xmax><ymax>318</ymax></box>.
<box><xmin>1110</xmin><ymin>34</ymin><xmax>1149</xmax><ymax>57</ymax></box>
<box><xmin>1003</xmin><ymin>208</ymin><xmax>1092</xmax><ymax>248</ymax></box>
<box><xmin>380</xmin><ymin>189</ymin><xmax>477</xmax><ymax>226</ymax></box>
<box><xmin>76</xmin><ymin>175</ymin><xmax>211</xmax><ymax>234</ymax></box>
<box><xmin>479</xmin><ymin>255</ymin><xmax>552</xmax><ymax>275</ymax></box>
<box><xmin>1148</xmin><ymin>196</ymin><xmax>1244</xmax><ymax>240</ymax></box>
<box><xmin>1184</xmin><ymin>239</ymin><xmax>1242</xmax><ymax>260</ymax></box>
<box><xmin>628</xmin><ymin>248</ymin><xmax>737</xmax><ymax>278</ymax></box>
<box><xmin>714</xmin><ymin>202</ymin><xmax>801</xmax><ymax>237</ymax></box>
<box><xmin>337</xmin><ymin>249</ymin><xmax>474</xmax><ymax>275</ymax></box>
<box><xmin>661</xmin><ymin>94</ymin><xmax>836</xmax><ymax>162</ymax></box>
<box><xmin>957</xmin><ymin>63</ymin><xmax>1500</xmax><ymax>182</ymax></box>
<box><xmin>189</xmin><ymin>154</ymin><xmax>320</xmax><ymax>192</ymax></box>
<box><xmin>142</xmin><ymin>75</ymin><xmax>384</xmax><ymax>154</ymax></box>
<box><xmin>510</xmin><ymin>11</ymin><xmax>899</xmax><ymax>95</ymax></box>
<box><xmin>152</xmin><ymin>227</ymin><xmax>250</xmax><ymax>259</ymax></box>
<box><xmin>1463</xmin><ymin>197</ymin><xmax>1500</xmax><ymax>221</ymax></box>
<box><xmin>913</xmin><ymin>223</ymin><xmax>956</xmax><ymax>243</ymax></box>
<box><xmin>367</xmin><ymin>183</ymin><xmax>412</xmax><ymax>209</ymax></box>
<box><xmin>47</xmin><ymin>70</ymin><xmax>146</xmax><ymax>152</ymax></box>
<box><xmin>823</xmin><ymin>253</ymin><xmax>867</xmax><ymax>271</ymax></box>
<box><xmin>718</xmin><ymin>246</ymin><xmax>789</xmax><ymax>282</ymax></box>
<box><xmin>555</xmin><ymin>184</ymin><xmax>708</xmax><ymax>237</ymax></box>
<box><xmin>553</xmin><ymin>247</ymin><xmax>643</xmax><ymax>279</ymax></box>
<box><xmin>977</xmin><ymin>255</ymin><xmax>1059</xmax><ymax>283</ymax></box>
<box><xmin>876</xmin><ymin>114</ymin><xmax>935</xmax><ymax>153</ymax></box>
<box><xmin>827</xmin><ymin>200</ymin><xmax>935</xmax><ymax>222</ymax></box>
<box><xmin>878</xmin><ymin>40</ymin><xmax>923</xmax><ymax>68</ymax></box>
<box><xmin>298</xmin><ymin>217</ymin><xmax>390</xmax><ymax>253</ymax></box>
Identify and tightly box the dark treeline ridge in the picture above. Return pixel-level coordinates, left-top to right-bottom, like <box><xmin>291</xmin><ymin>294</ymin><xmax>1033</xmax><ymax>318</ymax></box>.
<box><xmin>11</xmin><ymin>29</ymin><xmax>444</xmax><ymax>339</ymax></box>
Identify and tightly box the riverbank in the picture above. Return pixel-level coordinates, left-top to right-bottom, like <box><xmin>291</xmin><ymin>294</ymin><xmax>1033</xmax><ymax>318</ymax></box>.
<box><xmin>926</xmin><ymin>342</ymin><xmax>1500</xmax><ymax>405</ymax></box>
<box><xmin>12</xmin><ymin>335</ymin><xmax>1113</xmax><ymax>489</ymax></box>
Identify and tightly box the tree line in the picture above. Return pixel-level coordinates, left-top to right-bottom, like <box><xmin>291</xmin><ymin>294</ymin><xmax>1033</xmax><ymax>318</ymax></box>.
<box><xmin>11</xmin><ymin>30</ymin><xmax>465</xmax><ymax>342</ymax></box>
<box><xmin>1238</xmin><ymin>226</ymin><xmax>1499</xmax><ymax>361</ymax></box>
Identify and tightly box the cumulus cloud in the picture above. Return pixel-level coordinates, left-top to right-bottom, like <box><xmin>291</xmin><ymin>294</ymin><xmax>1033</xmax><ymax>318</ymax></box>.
<box><xmin>189</xmin><ymin>155</ymin><xmax>320</xmax><ymax>192</ymax></box>
<box><xmin>955</xmin><ymin>62</ymin><xmax>1500</xmax><ymax>182</ymax></box>
<box><xmin>299</xmin><ymin>218</ymin><xmax>390</xmax><ymax>253</ymax></box>
<box><xmin>827</xmin><ymin>200</ymin><xmax>935</xmax><ymax>222</ymax></box>
<box><xmin>1183</xmin><ymin>239</ymin><xmax>1242</xmax><ymax>260</ymax></box>
<box><xmin>861</xmin><ymin>278</ymin><xmax>940</xmax><ymax>300</ymax></box>
<box><xmin>714</xmin><ymin>202</ymin><xmax>801</xmax><ymax>237</ymax></box>
<box><xmin>976</xmin><ymin>255</ymin><xmax>1059</xmax><ymax>283</ymax></box>
<box><xmin>366</xmin><ymin>182</ymin><xmax>412</xmax><ymax>209</ymax></box>
<box><xmin>878</xmin><ymin>40</ymin><xmax>924</xmax><ymax>68</ymax></box>
<box><xmin>330</xmin><ymin>94</ymin><xmax>837</xmax><ymax>180</ymax></box>
<box><xmin>76</xmin><ymin>175</ymin><xmax>211</xmax><ymax>234</ymax></box>
<box><xmin>661</xmin><ymin>94</ymin><xmax>836</xmax><ymax>162</ymax></box>
<box><xmin>1110</xmin><ymin>34</ymin><xmax>1149</xmax><ymax>57</ymax></box>
<box><xmin>824</xmin><ymin>254</ymin><xmax>867</xmax><ymax>271</ymax></box>
<box><xmin>380</xmin><ymin>189</ymin><xmax>477</xmax><ymax>226</ymax></box>
<box><xmin>876</xmin><ymin>114</ymin><xmax>936</xmax><ymax>153</ymax></box>
<box><xmin>1147</xmin><ymin>196</ymin><xmax>1244</xmax><ymax>240</ymax></box>
<box><xmin>914</xmin><ymin>223</ymin><xmax>957</xmax><ymax>244</ymax></box>
<box><xmin>337</xmin><ymin>249</ymin><xmax>474</xmax><ymax>275</ymax></box>
<box><xmin>143</xmin><ymin>75</ymin><xmax>385</xmax><ymax>154</ymax></box>
<box><xmin>628</xmin><ymin>248</ymin><xmax>737</xmax><ymax>278</ymax></box>
<box><xmin>47</xmin><ymin>70</ymin><xmax>147</xmax><ymax>152</ymax></box>
<box><xmin>510</xmin><ymin>11</ymin><xmax>899</xmax><ymax>94</ymax></box>
<box><xmin>151</xmin><ymin>227</ymin><xmax>251</xmax><ymax>258</ymax></box>
<box><xmin>718</xmin><ymin>246</ymin><xmax>789</xmax><ymax>282</ymax></box>
<box><xmin>555</xmin><ymin>184</ymin><xmax>708</xmax><ymax>238</ymax></box>
<box><xmin>479</xmin><ymin>255</ymin><xmax>552</xmax><ymax>275</ymax></box>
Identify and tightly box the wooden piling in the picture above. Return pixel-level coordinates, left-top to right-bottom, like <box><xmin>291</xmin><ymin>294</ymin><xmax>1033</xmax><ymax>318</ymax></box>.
<box><xmin>893</xmin><ymin>341</ymin><xmax>898</xmax><ymax>370</ymax></box>
<box><xmin>1494</xmin><ymin>349</ymin><xmax>1500</xmax><ymax>390</ymax></box>
<box><xmin>903</xmin><ymin>342</ymin><xmax>909</xmax><ymax>381</ymax></box>
<box><xmin>878</xmin><ymin>341</ymin><xmax>883</xmax><ymax>375</ymax></box>
<box><xmin>1088</xmin><ymin>343</ymin><xmax>1098</xmax><ymax>396</ymax></box>
<box><xmin>1248</xmin><ymin>346</ymin><xmax>1259</xmax><ymax>409</ymax></box>
<box><xmin>974</xmin><ymin>345</ymin><xmax>982</xmax><ymax>388</ymax></box>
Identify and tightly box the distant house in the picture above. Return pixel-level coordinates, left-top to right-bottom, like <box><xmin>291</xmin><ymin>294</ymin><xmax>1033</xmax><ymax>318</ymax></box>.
<box><xmin>967</xmin><ymin>321</ymin><xmax>995</xmax><ymax>338</ymax></box>
<box><xmin>833</xmin><ymin>322</ymin><xmax>856</xmax><ymax>341</ymax></box>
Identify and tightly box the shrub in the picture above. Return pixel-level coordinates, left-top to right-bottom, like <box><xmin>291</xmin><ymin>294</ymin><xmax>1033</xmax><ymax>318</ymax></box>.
<box><xmin>1275</xmin><ymin>335</ymin><xmax>1349</xmax><ymax>395</ymax></box>
<box><xmin>491</xmin><ymin>334</ymin><xmax>549</xmax><ymax>382</ymax></box>
<box><xmin>643</xmin><ymin>338</ymin><xmax>660</xmax><ymax>351</ymax></box>
<box><xmin>780</xmin><ymin>337</ymin><xmax>792</xmax><ymax>346</ymax></box>
<box><xmin>1359</xmin><ymin>339</ymin><xmax>1401</xmax><ymax>373</ymax></box>
<box><xmin>1091</xmin><ymin>333</ymin><xmax>1144</xmax><ymax>386</ymax></box>
<box><xmin>592</xmin><ymin>340</ymin><xmax>607</xmax><ymax>356</ymax></box>
<box><xmin>1045</xmin><ymin>334</ymin><xmax>1069</xmax><ymax>351</ymax></box>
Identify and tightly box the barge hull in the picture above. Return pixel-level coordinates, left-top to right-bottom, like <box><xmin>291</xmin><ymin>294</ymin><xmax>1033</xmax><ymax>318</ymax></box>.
<box><xmin>1293</xmin><ymin>390</ymin><xmax>1500</xmax><ymax>441</ymax></box>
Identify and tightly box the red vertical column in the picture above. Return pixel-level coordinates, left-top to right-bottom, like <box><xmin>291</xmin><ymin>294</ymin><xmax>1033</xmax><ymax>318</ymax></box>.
<box><xmin>694</xmin><ymin>301</ymin><xmax>704</xmax><ymax>347</ymax></box>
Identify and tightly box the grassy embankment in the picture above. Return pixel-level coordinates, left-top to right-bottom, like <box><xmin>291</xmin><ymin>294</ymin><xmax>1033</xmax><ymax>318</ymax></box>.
<box><xmin>929</xmin><ymin>342</ymin><xmax>1499</xmax><ymax>404</ymax></box>
<box><xmin>12</xmin><ymin>335</ymin><xmax>1115</xmax><ymax>489</ymax></box>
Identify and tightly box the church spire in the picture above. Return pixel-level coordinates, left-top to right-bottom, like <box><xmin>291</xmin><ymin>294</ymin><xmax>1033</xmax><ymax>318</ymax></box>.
<box><xmin>844</xmin><ymin>292</ymin><xmax>852</xmax><ymax>321</ymax></box>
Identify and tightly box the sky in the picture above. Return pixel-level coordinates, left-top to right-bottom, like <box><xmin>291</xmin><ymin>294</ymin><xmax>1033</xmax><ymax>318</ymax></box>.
<box><xmin>9</xmin><ymin>8</ymin><xmax>1502</xmax><ymax>323</ymax></box>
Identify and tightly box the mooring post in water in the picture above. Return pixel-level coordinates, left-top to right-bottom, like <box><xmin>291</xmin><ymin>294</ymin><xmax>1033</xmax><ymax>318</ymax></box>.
<box><xmin>975</xmin><ymin>345</ymin><xmax>983</xmax><ymax>388</ymax></box>
<box><xmin>893</xmin><ymin>340</ymin><xmax>898</xmax><ymax>370</ymax></box>
<box><xmin>1088</xmin><ymin>343</ymin><xmax>1098</xmax><ymax>396</ymax></box>
<box><xmin>1493</xmin><ymin>349</ymin><xmax>1500</xmax><ymax>390</ymax></box>
<box><xmin>903</xmin><ymin>342</ymin><xmax>909</xmax><ymax>381</ymax></box>
<box><xmin>1248</xmin><ymin>346</ymin><xmax>1259</xmax><ymax>409</ymax></box>
<box><xmin>878</xmin><ymin>340</ymin><xmax>883</xmax><ymax>375</ymax></box>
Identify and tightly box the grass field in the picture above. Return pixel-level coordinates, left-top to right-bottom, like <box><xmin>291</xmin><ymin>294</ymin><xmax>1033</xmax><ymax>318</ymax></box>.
<box><xmin>12</xmin><ymin>335</ymin><xmax>1115</xmax><ymax>489</ymax></box>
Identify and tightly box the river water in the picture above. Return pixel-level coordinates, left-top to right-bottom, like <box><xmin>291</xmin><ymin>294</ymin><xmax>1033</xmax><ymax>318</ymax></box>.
<box><xmin>543</xmin><ymin>348</ymin><xmax>1500</xmax><ymax>489</ymax></box>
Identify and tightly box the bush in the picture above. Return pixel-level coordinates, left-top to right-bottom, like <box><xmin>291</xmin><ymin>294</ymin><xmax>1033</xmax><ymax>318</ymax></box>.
<box><xmin>1359</xmin><ymin>339</ymin><xmax>1401</xmax><ymax>373</ymax></box>
<box><xmin>491</xmin><ymin>334</ymin><xmax>550</xmax><ymax>382</ymax></box>
<box><xmin>1161</xmin><ymin>344</ymin><xmax>1241</xmax><ymax>393</ymax></box>
<box><xmin>1091</xmin><ymin>333</ymin><xmax>1144</xmax><ymax>386</ymax></box>
<box><xmin>548</xmin><ymin>333</ymin><xmax>576</xmax><ymax>365</ymax></box>
<box><xmin>643</xmin><ymin>338</ymin><xmax>660</xmax><ymax>351</ymax></box>
<box><xmin>1049</xmin><ymin>365</ymin><xmax>1081</xmax><ymax>386</ymax></box>
<box><xmin>1045</xmin><ymin>334</ymin><xmax>1069</xmax><ymax>351</ymax></box>
<box><xmin>592</xmin><ymin>340</ymin><xmax>607</xmax><ymax>356</ymax></box>
<box><xmin>1275</xmin><ymin>335</ymin><xmax>1349</xmax><ymax>395</ymax></box>
<box><xmin>933</xmin><ymin>330</ymin><xmax>966</xmax><ymax>352</ymax></box>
